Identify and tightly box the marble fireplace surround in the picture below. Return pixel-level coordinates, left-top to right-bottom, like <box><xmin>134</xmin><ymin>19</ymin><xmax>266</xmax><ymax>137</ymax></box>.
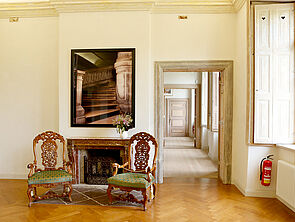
<box><xmin>67</xmin><ymin>138</ymin><xmax>129</xmax><ymax>184</ymax></box>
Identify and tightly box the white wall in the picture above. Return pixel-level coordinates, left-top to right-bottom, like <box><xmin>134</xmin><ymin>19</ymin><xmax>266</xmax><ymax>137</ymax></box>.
<box><xmin>232</xmin><ymin>2</ymin><xmax>249</xmax><ymax>193</ymax></box>
<box><xmin>208</xmin><ymin>131</ymin><xmax>218</xmax><ymax>162</ymax></box>
<box><xmin>190</xmin><ymin>89</ymin><xmax>195</xmax><ymax>137</ymax></box>
<box><xmin>201</xmin><ymin>127</ymin><xmax>209</xmax><ymax>149</ymax></box>
<box><xmin>58</xmin><ymin>11</ymin><xmax>151</xmax><ymax>138</ymax></box>
<box><xmin>201</xmin><ymin>72</ymin><xmax>208</xmax><ymax>126</ymax></box>
<box><xmin>165</xmin><ymin>89</ymin><xmax>190</xmax><ymax>99</ymax></box>
<box><xmin>246</xmin><ymin>146</ymin><xmax>277</xmax><ymax>197</ymax></box>
<box><xmin>233</xmin><ymin>2</ymin><xmax>281</xmax><ymax>198</ymax></box>
<box><xmin>0</xmin><ymin>17</ymin><xmax>59</xmax><ymax>178</ymax></box>
<box><xmin>151</xmin><ymin>14</ymin><xmax>236</xmax><ymax>60</ymax></box>
<box><xmin>164</xmin><ymin>72</ymin><xmax>201</xmax><ymax>84</ymax></box>
<box><xmin>278</xmin><ymin>147</ymin><xmax>295</xmax><ymax>165</ymax></box>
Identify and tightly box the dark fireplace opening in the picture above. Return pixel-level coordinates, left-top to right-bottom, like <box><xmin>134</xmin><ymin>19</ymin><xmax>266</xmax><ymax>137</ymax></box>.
<box><xmin>83</xmin><ymin>149</ymin><xmax>122</xmax><ymax>185</ymax></box>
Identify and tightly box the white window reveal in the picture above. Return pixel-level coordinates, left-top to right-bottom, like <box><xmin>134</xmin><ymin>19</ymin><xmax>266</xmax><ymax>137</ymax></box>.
<box><xmin>254</xmin><ymin>4</ymin><xmax>295</xmax><ymax>144</ymax></box>
<box><xmin>212</xmin><ymin>72</ymin><xmax>219</xmax><ymax>132</ymax></box>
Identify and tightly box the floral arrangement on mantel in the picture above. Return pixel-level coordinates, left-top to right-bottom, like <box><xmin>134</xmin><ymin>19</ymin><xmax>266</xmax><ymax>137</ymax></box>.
<box><xmin>113</xmin><ymin>113</ymin><xmax>133</xmax><ymax>138</ymax></box>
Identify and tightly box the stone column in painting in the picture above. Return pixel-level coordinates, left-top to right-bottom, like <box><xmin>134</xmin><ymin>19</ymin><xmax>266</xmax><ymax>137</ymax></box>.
<box><xmin>114</xmin><ymin>52</ymin><xmax>132</xmax><ymax>113</ymax></box>
<box><xmin>76</xmin><ymin>70</ymin><xmax>86</xmax><ymax>124</ymax></box>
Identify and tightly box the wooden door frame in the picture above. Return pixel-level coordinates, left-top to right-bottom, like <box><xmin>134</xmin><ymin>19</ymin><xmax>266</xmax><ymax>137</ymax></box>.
<box><xmin>194</xmin><ymin>85</ymin><xmax>202</xmax><ymax>148</ymax></box>
<box><xmin>154</xmin><ymin>61</ymin><xmax>233</xmax><ymax>184</ymax></box>
<box><xmin>166</xmin><ymin>98</ymin><xmax>189</xmax><ymax>137</ymax></box>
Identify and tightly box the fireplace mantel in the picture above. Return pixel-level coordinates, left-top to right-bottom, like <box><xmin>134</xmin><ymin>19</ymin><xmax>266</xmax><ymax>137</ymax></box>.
<box><xmin>67</xmin><ymin>137</ymin><xmax>129</xmax><ymax>184</ymax></box>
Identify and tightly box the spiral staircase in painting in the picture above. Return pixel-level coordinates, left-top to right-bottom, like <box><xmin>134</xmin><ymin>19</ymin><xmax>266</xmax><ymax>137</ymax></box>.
<box><xmin>74</xmin><ymin>51</ymin><xmax>133</xmax><ymax>125</ymax></box>
<box><xmin>82</xmin><ymin>80</ymin><xmax>120</xmax><ymax>124</ymax></box>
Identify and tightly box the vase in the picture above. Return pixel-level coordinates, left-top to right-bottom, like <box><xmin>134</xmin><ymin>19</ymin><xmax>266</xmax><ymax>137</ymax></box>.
<box><xmin>120</xmin><ymin>131</ymin><xmax>128</xmax><ymax>139</ymax></box>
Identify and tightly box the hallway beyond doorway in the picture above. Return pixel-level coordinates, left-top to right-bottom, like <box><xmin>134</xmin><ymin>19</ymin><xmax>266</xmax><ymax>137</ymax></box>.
<box><xmin>164</xmin><ymin>137</ymin><xmax>218</xmax><ymax>178</ymax></box>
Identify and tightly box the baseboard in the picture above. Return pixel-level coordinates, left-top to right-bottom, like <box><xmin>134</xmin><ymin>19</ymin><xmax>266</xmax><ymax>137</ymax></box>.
<box><xmin>208</xmin><ymin>152</ymin><xmax>212</xmax><ymax>159</ymax></box>
<box><xmin>0</xmin><ymin>173</ymin><xmax>27</xmax><ymax>179</ymax></box>
<box><xmin>208</xmin><ymin>152</ymin><xmax>218</xmax><ymax>162</ymax></box>
<box><xmin>202</xmin><ymin>146</ymin><xmax>209</xmax><ymax>150</ymax></box>
<box><xmin>232</xmin><ymin>182</ymin><xmax>275</xmax><ymax>198</ymax></box>
<box><xmin>232</xmin><ymin>181</ymin><xmax>247</xmax><ymax>196</ymax></box>
<box><xmin>244</xmin><ymin>189</ymin><xmax>276</xmax><ymax>198</ymax></box>
<box><xmin>276</xmin><ymin>195</ymin><xmax>295</xmax><ymax>212</ymax></box>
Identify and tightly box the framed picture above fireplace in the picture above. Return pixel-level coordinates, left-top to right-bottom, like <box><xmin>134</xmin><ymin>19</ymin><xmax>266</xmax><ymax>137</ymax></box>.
<box><xmin>71</xmin><ymin>48</ymin><xmax>135</xmax><ymax>127</ymax></box>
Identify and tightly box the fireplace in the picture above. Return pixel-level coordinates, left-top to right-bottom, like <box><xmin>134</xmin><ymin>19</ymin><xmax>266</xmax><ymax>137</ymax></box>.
<box><xmin>67</xmin><ymin>138</ymin><xmax>129</xmax><ymax>184</ymax></box>
<box><xmin>83</xmin><ymin>149</ymin><xmax>121</xmax><ymax>185</ymax></box>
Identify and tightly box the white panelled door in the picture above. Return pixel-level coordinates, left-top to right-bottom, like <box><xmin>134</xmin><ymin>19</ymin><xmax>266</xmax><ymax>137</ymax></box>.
<box><xmin>254</xmin><ymin>4</ymin><xmax>295</xmax><ymax>144</ymax></box>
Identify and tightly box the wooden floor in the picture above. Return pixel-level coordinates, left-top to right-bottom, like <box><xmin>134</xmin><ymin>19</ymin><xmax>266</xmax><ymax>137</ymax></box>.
<box><xmin>164</xmin><ymin>137</ymin><xmax>218</xmax><ymax>178</ymax></box>
<box><xmin>164</xmin><ymin>148</ymin><xmax>218</xmax><ymax>178</ymax></box>
<box><xmin>164</xmin><ymin>137</ymin><xmax>194</xmax><ymax>148</ymax></box>
<box><xmin>0</xmin><ymin>179</ymin><xmax>294</xmax><ymax>222</ymax></box>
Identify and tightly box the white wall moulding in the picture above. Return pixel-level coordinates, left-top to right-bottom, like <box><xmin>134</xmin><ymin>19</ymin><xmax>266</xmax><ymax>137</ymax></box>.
<box><xmin>233</xmin><ymin>0</ymin><xmax>246</xmax><ymax>12</ymax></box>
<box><xmin>0</xmin><ymin>0</ymin><xmax>249</xmax><ymax>18</ymax></box>
<box><xmin>0</xmin><ymin>2</ymin><xmax>58</xmax><ymax>18</ymax></box>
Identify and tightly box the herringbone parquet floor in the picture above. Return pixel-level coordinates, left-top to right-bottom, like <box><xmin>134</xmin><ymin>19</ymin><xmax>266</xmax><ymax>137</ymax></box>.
<box><xmin>0</xmin><ymin>178</ymin><xmax>294</xmax><ymax>222</ymax></box>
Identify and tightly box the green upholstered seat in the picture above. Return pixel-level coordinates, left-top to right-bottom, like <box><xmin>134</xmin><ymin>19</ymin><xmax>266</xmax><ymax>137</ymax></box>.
<box><xmin>107</xmin><ymin>173</ymin><xmax>154</xmax><ymax>189</ymax></box>
<box><xmin>28</xmin><ymin>170</ymin><xmax>72</xmax><ymax>185</ymax></box>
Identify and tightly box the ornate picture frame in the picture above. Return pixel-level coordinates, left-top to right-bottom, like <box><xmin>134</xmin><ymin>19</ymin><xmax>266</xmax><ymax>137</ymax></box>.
<box><xmin>71</xmin><ymin>48</ymin><xmax>135</xmax><ymax>127</ymax></box>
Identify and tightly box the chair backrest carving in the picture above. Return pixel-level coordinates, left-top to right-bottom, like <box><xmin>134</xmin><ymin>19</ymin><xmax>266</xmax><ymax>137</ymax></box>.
<box><xmin>33</xmin><ymin>131</ymin><xmax>66</xmax><ymax>171</ymax></box>
<box><xmin>128</xmin><ymin>132</ymin><xmax>158</xmax><ymax>173</ymax></box>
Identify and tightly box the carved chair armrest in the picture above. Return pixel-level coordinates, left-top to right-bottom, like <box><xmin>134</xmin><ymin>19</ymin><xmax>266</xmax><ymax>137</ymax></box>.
<box><xmin>27</xmin><ymin>163</ymin><xmax>35</xmax><ymax>178</ymax></box>
<box><xmin>112</xmin><ymin>162</ymin><xmax>129</xmax><ymax>176</ymax></box>
<box><xmin>151</xmin><ymin>163</ymin><xmax>157</xmax><ymax>177</ymax></box>
<box><xmin>146</xmin><ymin>167</ymin><xmax>152</xmax><ymax>182</ymax></box>
<box><xmin>66</xmin><ymin>161</ymin><xmax>72</xmax><ymax>174</ymax></box>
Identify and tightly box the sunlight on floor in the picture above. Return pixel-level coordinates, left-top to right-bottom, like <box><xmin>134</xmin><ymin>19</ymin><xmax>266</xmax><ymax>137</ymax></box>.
<box><xmin>164</xmin><ymin>137</ymin><xmax>218</xmax><ymax>178</ymax></box>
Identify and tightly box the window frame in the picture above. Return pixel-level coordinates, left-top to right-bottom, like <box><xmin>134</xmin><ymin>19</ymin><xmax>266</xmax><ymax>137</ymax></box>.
<box><xmin>247</xmin><ymin>1</ymin><xmax>295</xmax><ymax>146</ymax></box>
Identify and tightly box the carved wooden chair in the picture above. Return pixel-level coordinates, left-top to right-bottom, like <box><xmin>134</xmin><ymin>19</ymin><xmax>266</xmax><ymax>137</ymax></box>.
<box><xmin>27</xmin><ymin>131</ymin><xmax>73</xmax><ymax>207</ymax></box>
<box><xmin>107</xmin><ymin>132</ymin><xmax>158</xmax><ymax>210</ymax></box>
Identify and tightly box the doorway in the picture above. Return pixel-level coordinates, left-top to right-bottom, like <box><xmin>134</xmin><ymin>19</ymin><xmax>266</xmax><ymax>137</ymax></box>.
<box><xmin>163</xmin><ymin>72</ymin><xmax>219</xmax><ymax>179</ymax></box>
<box><xmin>166</xmin><ymin>98</ymin><xmax>189</xmax><ymax>137</ymax></box>
<box><xmin>154</xmin><ymin>61</ymin><xmax>233</xmax><ymax>184</ymax></box>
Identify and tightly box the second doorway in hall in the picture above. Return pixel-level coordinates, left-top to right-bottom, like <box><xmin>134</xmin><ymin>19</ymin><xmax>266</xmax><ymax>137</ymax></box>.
<box><xmin>166</xmin><ymin>98</ymin><xmax>189</xmax><ymax>137</ymax></box>
<box><xmin>163</xmin><ymin>72</ymin><xmax>219</xmax><ymax>179</ymax></box>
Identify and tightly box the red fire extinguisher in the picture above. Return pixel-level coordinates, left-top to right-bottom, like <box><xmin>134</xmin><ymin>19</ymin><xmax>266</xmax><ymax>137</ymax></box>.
<box><xmin>260</xmin><ymin>155</ymin><xmax>274</xmax><ymax>186</ymax></box>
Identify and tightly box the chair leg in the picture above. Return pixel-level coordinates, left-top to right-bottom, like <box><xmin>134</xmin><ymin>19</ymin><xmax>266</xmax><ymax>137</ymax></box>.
<box><xmin>152</xmin><ymin>183</ymin><xmax>156</xmax><ymax>199</ymax></box>
<box><xmin>148</xmin><ymin>186</ymin><xmax>152</xmax><ymax>202</ymax></box>
<box><xmin>63</xmin><ymin>184</ymin><xmax>67</xmax><ymax>197</ymax></box>
<box><xmin>27</xmin><ymin>186</ymin><xmax>33</xmax><ymax>207</ymax></box>
<box><xmin>33</xmin><ymin>187</ymin><xmax>37</xmax><ymax>198</ymax></box>
<box><xmin>107</xmin><ymin>185</ymin><xmax>113</xmax><ymax>204</ymax></box>
<box><xmin>142</xmin><ymin>189</ymin><xmax>148</xmax><ymax>211</ymax></box>
<box><xmin>63</xmin><ymin>184</ymin><xmax>73</xmax><ymax>202</ymax></box>
<box><xmin>68</xmin><ymin>184</ymin><xmax>73</xmax><ymax>202</ymax></box>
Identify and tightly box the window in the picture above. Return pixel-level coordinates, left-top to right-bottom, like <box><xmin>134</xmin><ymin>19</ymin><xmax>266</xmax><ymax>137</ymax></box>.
<box><xmin>206</xmin><ymin>72</ymin><xmax>219</xmax><ymax>132</ymax></box>
<box><xmin>253</xmin><ymin>3</ymin><xmax>295</xmax><ymax>144</ymax></box>
<box><xmin>211</xmin><ymin>72</ymin><xmax>219</xmax><ymax>131</ymax></box>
